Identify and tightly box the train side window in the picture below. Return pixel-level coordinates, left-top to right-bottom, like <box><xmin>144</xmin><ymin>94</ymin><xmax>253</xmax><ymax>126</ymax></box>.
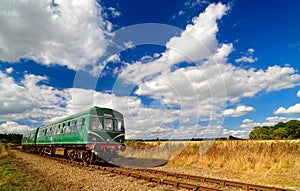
<box><xmin>44</xmin><ymin>129</ymin><xmax>47</xmax><ymax>136</ymax></box>
<box><xmin>49</xmin><ymin>127</ymin><xmax>53</xmax><ymax>136</ymax></box>
<box><xmin>62</xmin><ymin>123</ymin><xmax>66</xmax><ymax>133</ymax></box>
<box><xmin>81</xmin><ymin>118</ymin><xmax>85</xmax><ymax>130</ymax></box>
<box><xmin>72</xmin><ymin>120</ymin><xmax>78</xmax><ymax>132</ymax></box>
<box><xmin>66</xmin><ymin>121</ymin><xmax>71</xmax><ymax>133</ymax></box>
<box><xmin>55</xmin><ymin>126</ymin><xmax>58</xmax><ymax>134</ymax></box>
<box><xmin>57</xmin><ymin>125</ymin><xmax>62</xmax><ymax>134</ymax></box>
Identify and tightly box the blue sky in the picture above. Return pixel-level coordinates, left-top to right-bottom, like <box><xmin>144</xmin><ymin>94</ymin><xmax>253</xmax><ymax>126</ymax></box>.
<box><xmin>0</xmin><ymin>0</ymin><xmax>300</xmax><ymax>139</ymax></box>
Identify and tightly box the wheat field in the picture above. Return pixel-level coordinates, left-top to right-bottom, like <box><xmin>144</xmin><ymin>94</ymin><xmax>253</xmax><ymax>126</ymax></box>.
<box><xmin>123</xmin><ymin>140</ymin><xmax>300</xmax><ymax>188</ymax></box>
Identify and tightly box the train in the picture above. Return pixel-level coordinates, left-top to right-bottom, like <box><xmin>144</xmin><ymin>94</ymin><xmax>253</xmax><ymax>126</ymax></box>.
<box><xmin>21</xmin><ymin>106</ymin><xmax>126</xmax><ymax>163</ymax></box>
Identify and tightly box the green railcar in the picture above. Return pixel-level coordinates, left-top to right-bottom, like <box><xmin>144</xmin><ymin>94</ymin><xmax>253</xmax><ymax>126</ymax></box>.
<box><xmin>21</xmin><ymin>107</ymin><xmax>126</xmax><ymax>163</ymax></box>
<box><xmin>21</xmin><ymin>129</ymin><xmax>38</xmax><ymax>151</ymax></box>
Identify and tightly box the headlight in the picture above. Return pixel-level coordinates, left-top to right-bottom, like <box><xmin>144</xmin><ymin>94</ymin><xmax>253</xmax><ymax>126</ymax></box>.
<box><xmin>119</xmin><ymin>144</ymin><xmax>126</xmax><ymax>152</ymax></box>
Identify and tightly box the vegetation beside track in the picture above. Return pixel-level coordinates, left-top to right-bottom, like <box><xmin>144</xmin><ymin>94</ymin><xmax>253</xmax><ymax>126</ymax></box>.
<box><xmin>122</xmin><ymin>140</ymin><xmax>300</xmax><ymax>189</ymax></box>
<box><xmin>0</xmin><ymin>144</ymin><xmax>46</xmax><ymax>191</ymax></box>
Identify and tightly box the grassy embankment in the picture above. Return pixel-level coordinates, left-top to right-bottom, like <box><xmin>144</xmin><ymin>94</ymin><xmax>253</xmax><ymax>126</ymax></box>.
<box><xmin>0</xmin><ymin>143</ymin><xmax>46</xmax><ymax>190</ymax></box>
<box><xmin>123</xmin><ymin>140</ymin><xmax>300</xmax><ymax>189</ymax></box>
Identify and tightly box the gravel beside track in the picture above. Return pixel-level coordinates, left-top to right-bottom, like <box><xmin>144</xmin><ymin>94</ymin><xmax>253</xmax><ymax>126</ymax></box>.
<box><xmin>10</xmin><ymin>150</ymin><xmax>186</xmax><ymax>191</ymax></box>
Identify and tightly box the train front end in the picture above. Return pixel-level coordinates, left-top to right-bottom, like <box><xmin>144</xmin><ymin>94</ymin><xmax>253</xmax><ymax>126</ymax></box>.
<box><xmin>87</xmin><ymin>107</ymin><xmax>126</xmax><ymax>162</ymax></box>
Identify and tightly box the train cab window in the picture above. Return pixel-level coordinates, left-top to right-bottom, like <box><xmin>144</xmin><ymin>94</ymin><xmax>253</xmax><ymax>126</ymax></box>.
<box><xmin>91</xmin><ymin>117</ymin><xmax>102</xmax><ymax>130</ymax></box>
<box><xmin>104</xmin><ymin>118</ymin><xmax>113</xmax><ymax>131</ymax></box>
<box><xmin>114</xmin><ymin>120</ymin><xmax>123</xmax><ymax>131</ymax></box>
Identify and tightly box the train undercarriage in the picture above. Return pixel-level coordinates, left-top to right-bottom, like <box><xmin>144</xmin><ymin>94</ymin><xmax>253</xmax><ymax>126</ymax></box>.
<box><xmin>22</xmin><ymin>143</ymin><xmax>125</xmax><ymax>164</ymax></box>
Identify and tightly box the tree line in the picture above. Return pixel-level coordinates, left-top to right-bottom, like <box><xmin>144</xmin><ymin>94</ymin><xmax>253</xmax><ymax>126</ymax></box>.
<box><xmin>0</xmin><ymin>134</ymin><xmax>23</xmax><ymax>144</ymax></box>
<box><xmin>249</xmin><ymin>120</ymin><xmax>300</xmax><ymax>140</ymax></box>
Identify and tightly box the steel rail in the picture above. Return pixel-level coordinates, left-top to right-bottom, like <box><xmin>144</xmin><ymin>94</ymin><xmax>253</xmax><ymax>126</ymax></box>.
<box><xmin>133</xmin><ymin>168</ymin><xmax>295</xmax><ymax>191</ymax></box>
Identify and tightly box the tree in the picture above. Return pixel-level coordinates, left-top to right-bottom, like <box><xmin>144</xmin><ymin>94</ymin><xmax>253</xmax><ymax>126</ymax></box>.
<box><xmin>249</xmin><ymin>120</ymin><xmax>300</xmax><ymax>140</ymax></box>
<box><xmin>272</xmin><ymin>127</ymin><xmax>288</xmax><ymax>140</ymax></box>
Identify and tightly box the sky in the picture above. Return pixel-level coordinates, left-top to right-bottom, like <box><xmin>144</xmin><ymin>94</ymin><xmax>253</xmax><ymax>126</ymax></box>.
<box><xmin>0</xmin><ymin>0</ymin><xmax>300</xmax><ymax>139</ymax></box>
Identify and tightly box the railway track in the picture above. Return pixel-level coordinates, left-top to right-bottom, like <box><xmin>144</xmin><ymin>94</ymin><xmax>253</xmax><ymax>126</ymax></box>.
<box><xmin>14</xmin><ymin>148</ymin><xmax>295</xmax><ymax>191</ymax></box>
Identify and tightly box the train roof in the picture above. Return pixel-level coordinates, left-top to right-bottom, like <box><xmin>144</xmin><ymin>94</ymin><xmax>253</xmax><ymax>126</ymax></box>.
<box><xmin>39</xmin><ymin>107</ymin><xmax>123</xmax><ymax>129</ymax></box>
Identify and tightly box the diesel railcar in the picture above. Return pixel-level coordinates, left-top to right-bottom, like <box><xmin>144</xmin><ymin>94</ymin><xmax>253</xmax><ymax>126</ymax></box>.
<box><xmin>22</xmin><ymin>107</ymin><xmax>126</xmax><ymax>163</ymax></box>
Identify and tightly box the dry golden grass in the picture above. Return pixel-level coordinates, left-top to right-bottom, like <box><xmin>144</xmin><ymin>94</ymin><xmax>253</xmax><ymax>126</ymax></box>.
<box><xmin>123</xmin><ymin>140</ymin><xmax>300</xmax><ymax>189</ymax></box>
<box><xmin>0</xmin><ymin>143</ymin><xmax>6</xmax><ymax>157</ymax></box>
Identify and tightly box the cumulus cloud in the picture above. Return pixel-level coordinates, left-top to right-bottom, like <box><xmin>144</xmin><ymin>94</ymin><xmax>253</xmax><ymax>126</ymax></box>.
<box><xmin>242</xmin><ymin>118</ymin><xmax>253</xmax><ymax>124</ymax></box>
<box><xmin>119</xmin><ymin>2</ymin><xmax>229</xmax><ymax>83</ymax></box>
<box><xmin>5</xmin><ymin>67</ymin><xmax>13</xmax><ymax>74</ymax></box>
<box><xmin>0</xmin><ymin>121</ymin><xmax>33</xmax><ymax>134</ymax></box>
<box><xmin>297</xmin><ymin>90</ymin><xmax>300</xmax><ymax>97</ymax></box>
<box><xmin>235</xmin><ymin>48</ymin><xmax>257</xmax><ymax>63</ymax></box>
<box><xmin>274</xmin><ymin>103</ymin><xmax>300</xmax><ymax>115</ymax></box>
<box><xmin>0</xmin><ymin>71</ymin><xmax>67</xmax><ymax>123</ymax></box>
<box><xmin>235</xmin><ymin>56</ymin><xmax>257</xmax><ymax>63</ymax></box>
<box><xmin>0</xmin><ymin>0</ymin><xmax>110</xmax><ymax>71</ymax></box>
<box><xmin>266</xmin><ymin>116</ymin><xmax>288</xmax><ymax>122</ymax></box>
<box><xmin>240</xmin><ymin>116</ymin><xmax>300</xmax><ymax>130</ymax></box>
<box><xmin>222</xmin><ymin>105</ymin><xmax>255</xmax><ymax>117</ymax></box>
<box><xmin>107</xmin><ymin>7</ymin><xmax>121</xmax><ymax>17</ymax></box>
<box><xmin>221</xmin><ymin>128</ymin><xmax>249</xmax><ymax>138</ymax></box>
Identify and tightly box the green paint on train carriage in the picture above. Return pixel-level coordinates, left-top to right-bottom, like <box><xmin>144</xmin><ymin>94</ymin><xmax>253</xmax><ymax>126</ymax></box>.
<box><xmin>21</xmin><ymin>128</ymin><xmax>38</xmax><ymax>145</ymax></box>
<box><xmin>22</xmin><ymin>107</ymin><xmax>126</xmax><ymax>148</ymax></box>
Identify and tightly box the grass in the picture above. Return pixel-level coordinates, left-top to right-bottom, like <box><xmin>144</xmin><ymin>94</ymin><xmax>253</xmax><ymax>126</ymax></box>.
<box><xmin>123</xmin><ymin>140</ymin><xmax>300</xmax><ymax>189</ymax></box>
<box><xmin>0</xmin><ymin>144</ymin><xmax>46</xmax><ymax>191</ymax></box>
<box><xmin>0</xmin><ymin>143</ymin><xmax>5</xmax><ymax>157</ymax></box>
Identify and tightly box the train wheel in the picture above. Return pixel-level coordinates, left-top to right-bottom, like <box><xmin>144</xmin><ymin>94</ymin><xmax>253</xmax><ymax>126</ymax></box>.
<box><xmin>69</xmin><ymin>150</ymin><xmax>77</xmax><ymax>161</ymax></box>
<box><xmin>82</xmin><ymin>151</ymin><xmax>92</xmax><ymax>164</ymax></box>
<box><xmin>50</xmin><ymin>147</ymin><xmax>56</xmax><ymax>156</ymax></box>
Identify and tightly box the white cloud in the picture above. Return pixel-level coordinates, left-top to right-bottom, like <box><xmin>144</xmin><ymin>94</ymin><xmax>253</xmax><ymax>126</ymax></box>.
<box><xmin>297</xmin><ymin>90</ymin><xmax>300</xmax><ymax>97</ymax></box>
<box><xmin>222</xmin><ymin>105</ymin><xmax>255</xmax><ymax>117</ymax></box>
<box><xmin>123</xmin><ymin>41</ymin><xmax>134</xmax><ymax>49</ymax></box>
<box><xmin>119</xmin><ymin>2</ymin><xmax>229</xmax><ymax>84</ymax></box>
<box><xmin>266</xmin><ymin>116</ymin><xmax>287</xmax><ymax>122</ymax></box>
<box><xmin>242</xmin><ymin>118</ymin><xmax>253</xmax><ymax>124</ymax></box>
<box><xmin>0</xmin><ymin>0</ymin><xmax>111</xmax><ymax>71</ymax></box>
<box><xmin>0</xmin><ymin>121</ymin><xmax>33</xmax><ymax>134</ymax></box>
<box><xmin>5</xmin><ymin>67</ymin><xmax>13</xmax><ymax>74</ymax></box>
<box><xmin>108</xmin><ymin>7</ymin><xmax>121</xmax><ymax>17</ymax></box>
<box><xmin>274</xmin><ymin>103</ymin><xmax>300</xmax><ymax>115</ymax></box>
<box><xmin>247</xmin><ymin>48</ymin><xmax>254</xmax><ymax>54</ymax></box>
<box><xmin>240</xmin><ymin>116</ymin><xmax>300</xmax><ymax>130</ymax></box>
<box><xmin>235</xmin><ymin>56</ymin><xmax>257</xmax><ymax>63</ymax></box>
<box><xmin>134</xmin><ymin>44</ymin><xmax>300</xmax><ymax>106</ymax></box>
<box><xmin>235</xmin><ymin>48</ymin><xmax>257</xmax><ymax>63</ymax></box>
<box><xmin>221</xmin><ymin>128</ymin><xmax>249</xmax><ymax>139</ymax></box>
<box><xmin>0</xmin><ymin>71</ymin><xmax>67</xmax><ymax>123</ymax></box>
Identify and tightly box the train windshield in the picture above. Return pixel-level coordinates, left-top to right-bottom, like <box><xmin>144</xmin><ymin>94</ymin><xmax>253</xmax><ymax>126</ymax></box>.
<box><xmin>91</xmin><ymin>117</ymin><xmax>124</xmax><ymax>131</ymax></box>
<box><xmin>91</xmin><ymin>117</ymin><xmax>103</xmax><ymax>130</ymax></box>
<box><xmin>114</xmin><ymin>119</ymin><xmax>124</xmax><ymax>131</ymax></box>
